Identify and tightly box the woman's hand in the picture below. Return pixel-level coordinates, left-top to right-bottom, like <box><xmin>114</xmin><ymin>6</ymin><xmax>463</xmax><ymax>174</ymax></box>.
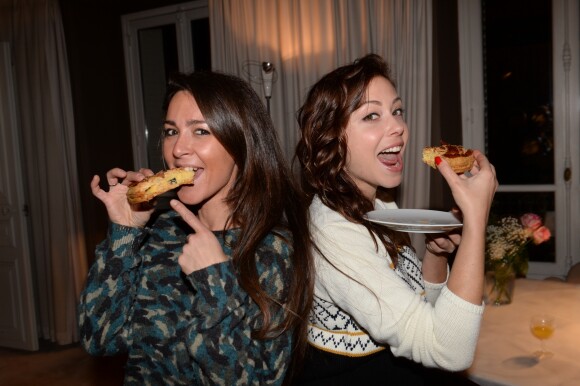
<box><xmin>425</xmin><ymin>231</ymin><xmax>462</xmax><ymax>256</ymax></box>
<box><xmin>436</xmin><ymin>150</ymin><xmax>498</xmax><ymax>228</ymax></box>
<box><xmin>170</xmin><ymin>199</ymin><xmax>228</xmax><ymax>274</ymax></box>
<box><xmin>90</xmin><ymin>167</ymin><xmax>155</xmax><ymax>228</ymax></box>
<box><xmin>422</xmin><ymin>231</ymin><xmax>462</xmax><ymax>283</ymax></box>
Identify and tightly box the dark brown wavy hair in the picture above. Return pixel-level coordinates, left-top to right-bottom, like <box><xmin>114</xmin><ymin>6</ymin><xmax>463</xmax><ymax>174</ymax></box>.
<box><xmin>163</xmin><ymin>71</ymin><xmax>314</xmax><ymax>378</ymax></box>
<box><xmin>295</xmin><ymin>53</ymin><xmax>411</xmax><ymax>261</ymax></box>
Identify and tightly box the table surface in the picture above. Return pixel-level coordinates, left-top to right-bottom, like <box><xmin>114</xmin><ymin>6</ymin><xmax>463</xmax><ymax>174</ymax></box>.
<box><xmin>467</xmin><ymin>279</ymin><xmax>580</xmax><ymax>386</ymax></box>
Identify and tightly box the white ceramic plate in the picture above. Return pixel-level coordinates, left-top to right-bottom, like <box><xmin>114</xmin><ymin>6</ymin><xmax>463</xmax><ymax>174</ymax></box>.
<box><xmin>364</xmin><ymin>209</ymin><xmax>463</xmax><ymax>233</ymax></box>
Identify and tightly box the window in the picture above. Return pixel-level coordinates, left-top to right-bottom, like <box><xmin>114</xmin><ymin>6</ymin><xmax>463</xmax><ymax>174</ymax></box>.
<box><xmin>458</xmin><ymin>0</ymin><xmax>580</xmax><ymax>278</ymax></box>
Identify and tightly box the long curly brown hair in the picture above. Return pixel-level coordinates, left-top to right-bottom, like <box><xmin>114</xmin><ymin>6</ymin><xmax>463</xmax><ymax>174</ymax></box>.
<box><xmin>295</xmin><ymin>53</ymin><xmax>411</xmax><ymax>261</ymax></box>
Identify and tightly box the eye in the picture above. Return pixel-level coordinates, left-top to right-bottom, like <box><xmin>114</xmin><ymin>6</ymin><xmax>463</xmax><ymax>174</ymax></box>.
<box><xmin>393</xmin><ymin>108</ymin><xmax>405</xmax><ymax>117</ymax></box>
<box><xmin>363</xmin><ymin>112</ymin><xmax>380</xmax><ymax>121</ymax></box>
<box><xmin>163</xmin><ymin>128</ymin><xmax>178</xmax><ymax>137</ymax></box>
<box><xmin>194</xmin><ymin>128</ymin><xmax>211</xmax><ymax>136</ymax></box>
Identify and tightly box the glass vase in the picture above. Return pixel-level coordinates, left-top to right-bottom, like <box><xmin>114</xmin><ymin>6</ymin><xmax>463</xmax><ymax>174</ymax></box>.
<box><xmin>484</xmin><ymin>267</ymin><xmax>516</xmax><ymax>306</ymax></box>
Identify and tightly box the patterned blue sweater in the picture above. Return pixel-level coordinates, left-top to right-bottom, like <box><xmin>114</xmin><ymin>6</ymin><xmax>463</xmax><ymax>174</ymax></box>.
<box><xmin>78</xmin><ymin>210</ymin><xmax>294</xmax><ymax>385</ymax></box>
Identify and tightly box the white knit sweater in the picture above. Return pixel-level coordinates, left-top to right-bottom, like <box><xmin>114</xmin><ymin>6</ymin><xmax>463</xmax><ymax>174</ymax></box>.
<box><xmin>307</xmin><ymin>195</ymin><xmax>484</xmax><ymax>371</ymax></box>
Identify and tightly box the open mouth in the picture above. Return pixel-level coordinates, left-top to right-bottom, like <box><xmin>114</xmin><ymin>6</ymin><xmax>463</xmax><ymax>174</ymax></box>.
<box><xmin>378</xmin><ymin>145</ymin><xmax>402</xmax><ymax>167</ymax></box>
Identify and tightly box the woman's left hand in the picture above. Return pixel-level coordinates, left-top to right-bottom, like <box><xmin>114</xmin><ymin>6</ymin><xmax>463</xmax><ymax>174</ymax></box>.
<box><xmin>425</xmin><ymin>231</ymin><xmax>462</xmax><ymax>256</ymax></box>
<box><xmin>422</xmin><ymin>230</ymin><xmax>462</xmax><ymax>283</ymax></box>
<box><xmin>170</xmin><ymin>199</ymin><xmax>228</xmax><ymax>274</ymax></box>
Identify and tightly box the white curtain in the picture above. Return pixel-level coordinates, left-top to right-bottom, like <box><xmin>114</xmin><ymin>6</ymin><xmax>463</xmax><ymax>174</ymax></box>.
<box><xmin>209</xmin><ymin>0</ymin><xmax>432</xmax><ymax>213</ymax></box>
<box><xmin>0</xmin><ymin>0</ymin><xmax>88</xmax><ymax>345</ymax></box>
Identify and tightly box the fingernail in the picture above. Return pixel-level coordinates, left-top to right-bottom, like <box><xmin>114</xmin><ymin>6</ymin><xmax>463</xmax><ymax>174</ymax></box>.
<box><xmin>435</xmin><ymin>156</ymin><xmax>442</xmax><ymax>166</ymax></box>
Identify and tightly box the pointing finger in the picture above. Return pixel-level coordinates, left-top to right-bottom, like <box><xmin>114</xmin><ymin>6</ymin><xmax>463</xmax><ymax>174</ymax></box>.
<box><xmin>170</xmin><ymin>199</ymin><xmax>206</xmax><ymax>233</ymax></box>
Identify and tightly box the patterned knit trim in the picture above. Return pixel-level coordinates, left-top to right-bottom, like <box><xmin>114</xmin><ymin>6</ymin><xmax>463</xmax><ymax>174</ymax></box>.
<box><xmin>307</xmin><ymin>324</ymin><xmax>385</xmax><ymax>356</ymax></box>
<box><xmin>394</xmin><ymin>246</ymin><xmax>426</xmax><ymax>297</ymax></box>
<box><xmin>307</xmin><ymin>341</ymin><xmax>385</xmax><ymax>357</ymax></box>
<box><xmin>308</xmin><ymin>324</ymin><xmax>370</xmax><ymax>336</ymax></box>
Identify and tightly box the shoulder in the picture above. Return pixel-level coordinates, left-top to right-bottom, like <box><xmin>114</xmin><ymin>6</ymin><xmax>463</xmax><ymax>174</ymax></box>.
<box><xmin>310</xmin><ymin>195</ymin><xmax>398</xmax><ymax>226</ymax></box>
<box><xmin>309</xmin><ymin>196</ymin><xmax>382</xmax><ymax>252</ymax></box>
<box><xmin>309</xmin><ymin>195</ymin><xmax>386</xmax><ymax>235</ymax></box>
<box><xmin>309</xmin><ymin>195</ymin><xmax>354</xmax><ymax>230</ymax></box>
<box><xmin>221</xmin><ymin>227</ymin><xmax>293</xmax><ymax>266</ymax></box>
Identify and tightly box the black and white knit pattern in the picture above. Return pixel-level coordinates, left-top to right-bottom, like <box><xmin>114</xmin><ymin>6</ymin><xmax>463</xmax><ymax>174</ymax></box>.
<box><xmin>307</xmin><ymin>297</ymin><xmax>385</xmax><ymax>356</ymax></box>
<box><xmin>307</xmin><ymin>245</ymin><xmax>426</xmax><ymax>356</ymax></box>
<box><xmin>395</xmin><ymin>246</ymin><xmax>426</xmax><ymax>296</ymax></box>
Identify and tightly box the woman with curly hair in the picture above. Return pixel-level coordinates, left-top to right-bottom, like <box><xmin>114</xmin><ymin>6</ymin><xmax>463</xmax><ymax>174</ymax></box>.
<box><xmin>294</xmin><ymin>54</ymin><xmax>497</xmax><ymax>385</ymax></box>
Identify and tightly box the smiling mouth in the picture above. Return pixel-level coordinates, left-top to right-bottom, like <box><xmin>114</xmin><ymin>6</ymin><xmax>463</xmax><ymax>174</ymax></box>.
<box><xmin>378</xmin><ymin>145</ymin><xmax>403</xmax><ymax>167</ymax></box>
<box><xmin>379</xmin><ymin>145</ymin><xmax>402</xmax><ymax>155</ymax></box>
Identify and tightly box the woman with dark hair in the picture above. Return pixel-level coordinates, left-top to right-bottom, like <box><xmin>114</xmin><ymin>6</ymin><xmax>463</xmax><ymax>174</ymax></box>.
<box><xmin>79</xmin><ymin>71</ymin><xmax>313</xmax><ymax>385</ymax></box>
<box><xmin>293</xmin><ymin>54</ymin><xmax>497</xmax><ymax>385</ymax></box>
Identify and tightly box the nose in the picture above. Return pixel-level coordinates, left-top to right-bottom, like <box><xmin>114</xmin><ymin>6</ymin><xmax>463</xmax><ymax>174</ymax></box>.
<box><xmin>387</xmin><ymin>116</ymin><xmax>406</xmax><ymax>136</ymax></box>
<box><xmin>172</xmin><ymin>133</ymin><xmax>194</xmax><ymax>158</ymax></box>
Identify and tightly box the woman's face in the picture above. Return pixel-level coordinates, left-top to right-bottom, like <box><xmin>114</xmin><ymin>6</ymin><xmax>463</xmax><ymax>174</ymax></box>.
<box><xmin>162</xmin><ymin>90</ymin><xmax>237</xmax><ymax>210</ymax></box>
<box><xmin>344</xmin><ymin>76</ymin><xmax>408</xmax><ymax>199</ymax></box>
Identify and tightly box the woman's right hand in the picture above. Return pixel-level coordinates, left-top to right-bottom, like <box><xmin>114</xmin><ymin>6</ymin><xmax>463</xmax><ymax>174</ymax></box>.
<box><xmin>436</xmin><ymin>150</ymin><xmax>498</xmax><ymax>227</ymax></box>
<box><xmin>90</xmin><ymin>167</ymin><xmax>155</xmax><ymax>228</ymax></box>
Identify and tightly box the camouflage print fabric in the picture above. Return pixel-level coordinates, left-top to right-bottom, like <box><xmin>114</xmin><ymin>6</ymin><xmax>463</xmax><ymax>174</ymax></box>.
<box><xmin>78</xmin><ymin>210</ymin><xmax>294</xmax><ymax>385</ymax></box>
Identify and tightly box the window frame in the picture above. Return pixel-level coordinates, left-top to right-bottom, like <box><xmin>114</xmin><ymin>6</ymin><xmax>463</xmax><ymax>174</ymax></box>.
<box><xmin>457</xmin><ymin>0</ymin><xmax>580</xmax><ymax>279</ymax></box>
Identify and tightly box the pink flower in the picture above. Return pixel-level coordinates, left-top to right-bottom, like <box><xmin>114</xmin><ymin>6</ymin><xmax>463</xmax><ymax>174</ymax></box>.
<box><xmin>532</xmin><ymin>226</ymin><xmax>551</xmax><ymax>245</ymax></box>
<box><xmin>520</xmin><ymin>213</ymin><xmax>543</xmax><ymax>231</ymax></box>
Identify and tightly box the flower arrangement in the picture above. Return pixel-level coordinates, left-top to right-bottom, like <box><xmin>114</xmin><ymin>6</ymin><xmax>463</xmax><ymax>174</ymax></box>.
<box><xmin>484</xmin><ymin>213</ymin><xmax>551</xmax><ymax>305</ymax></box>
<box><xmin>486</xmin><ymin>213</ymin><xmax>552</xmax><ymax>277</ymax></box>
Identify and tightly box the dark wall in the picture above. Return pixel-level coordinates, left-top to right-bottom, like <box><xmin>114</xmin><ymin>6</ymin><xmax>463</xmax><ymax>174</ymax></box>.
<box><xmin>59</xmin><ymin>0</ymin><xmax>188</xmax><ymax>262</ymax></box>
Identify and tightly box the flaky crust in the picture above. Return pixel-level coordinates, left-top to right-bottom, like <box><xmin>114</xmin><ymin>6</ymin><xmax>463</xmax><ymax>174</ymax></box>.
<box><xmin>422</xmin><ymin>144</ymin><xmax>475</xmax><ymax>174</ymax></box>
<box><xmin>126</xmin><ymin>168</ymin><xmax>196</xmax><ymax>204</ymax></box>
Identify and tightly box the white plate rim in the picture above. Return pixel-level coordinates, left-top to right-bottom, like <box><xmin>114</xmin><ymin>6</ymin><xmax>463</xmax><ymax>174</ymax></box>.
<box><xmin>364</xmin><ymin>209</ymin><xmax>463</xmax><ymax>233</ymax></box>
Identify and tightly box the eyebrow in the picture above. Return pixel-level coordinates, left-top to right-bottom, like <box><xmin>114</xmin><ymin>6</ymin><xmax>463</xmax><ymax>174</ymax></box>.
<box><xmin>360</xmin><ymin>96</ymin><xmax>402</xmax><ymax>108</ymax></box>
<box><xmin>163</xmin><ymin>119</ymin><xmax>206</xmax><ymax>126</ymax></box>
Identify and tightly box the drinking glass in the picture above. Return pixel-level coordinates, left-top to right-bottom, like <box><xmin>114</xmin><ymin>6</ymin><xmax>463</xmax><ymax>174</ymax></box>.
<box><xmin>529</xmin><ymin>314</ymin><xmax>555</xmax><ymax>359</ymax></box>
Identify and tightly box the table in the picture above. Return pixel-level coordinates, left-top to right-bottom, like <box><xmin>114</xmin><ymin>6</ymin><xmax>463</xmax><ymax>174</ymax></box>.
<box><xmin>467</xmin><ymin>279</ymin><xmax>580</xmax><ymax>386</ymax></box>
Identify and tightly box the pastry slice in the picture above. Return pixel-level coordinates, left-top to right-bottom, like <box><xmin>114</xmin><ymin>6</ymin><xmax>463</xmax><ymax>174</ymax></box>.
<box><xmin>127</xmin><ymin>167</ymin><xmax>196</xmax><ymax>204</ymax></box>
<box><xmin>422</xmin><ymin>144</ymin><xmax>475</xmax><ymax>174</ymax></box>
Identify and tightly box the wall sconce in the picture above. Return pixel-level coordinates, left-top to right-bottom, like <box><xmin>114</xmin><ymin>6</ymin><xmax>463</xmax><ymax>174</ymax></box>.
<box><xmin>261</xmin><ymin>61</ymin><xmax>274</xmax><ymax>114</ymax></box>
